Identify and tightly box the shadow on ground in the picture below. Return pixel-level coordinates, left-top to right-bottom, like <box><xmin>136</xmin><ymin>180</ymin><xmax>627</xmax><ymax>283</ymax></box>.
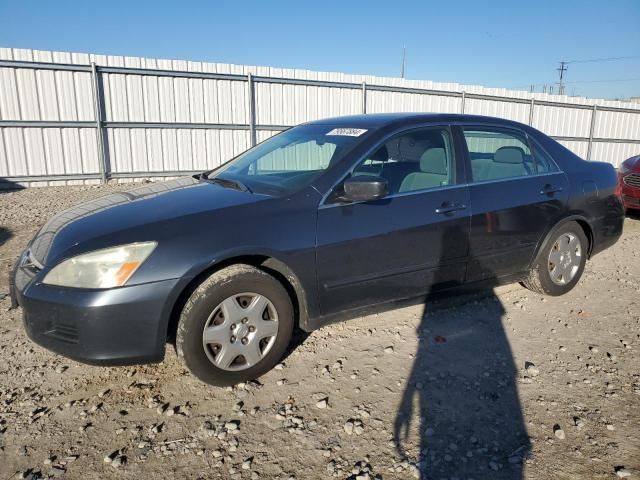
<box><xmin>626</xmin><ymin>209</ymin><xmax>640</xmax><ymax>221</ymax></box>
<box><xmin>393</xmin><ymin>222</ymin><xmax>531</xmax><ymax>479</ymax></box>
<box><xmin>0</xmin><ymin>178</ymin><xmax>24</xmax><ymax>193</ymax></box>
<box><xmin>394</xmin><ymin>291</ymin><xmax>530</xmax><ymax>479</ymax></box>
<box><xmin>0</xmin><ymin>227</ymin><xmax>12</xmax><ymax>249</ymax></box>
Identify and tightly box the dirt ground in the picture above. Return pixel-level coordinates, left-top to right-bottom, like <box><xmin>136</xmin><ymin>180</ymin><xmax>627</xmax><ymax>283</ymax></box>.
<box><xmin>0</xmin><ymin>183</ymin><xmax>638</xmax><ymax>480</ymax></box>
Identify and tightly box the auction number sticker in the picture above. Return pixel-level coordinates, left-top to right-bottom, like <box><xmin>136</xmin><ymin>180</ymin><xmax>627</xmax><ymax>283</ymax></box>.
<box><xmin>326</xmin><ymin>128</ymin><xmax>368</xmax><ymax>137</ymax></box>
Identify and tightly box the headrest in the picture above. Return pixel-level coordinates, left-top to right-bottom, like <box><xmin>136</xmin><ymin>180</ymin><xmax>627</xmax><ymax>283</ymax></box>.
<box><xmin>420</xmin><ymin>148</ymin><xmax>447</xmax><ymax>174</ymax></box>
<box><xmin>368</xmin><ymin>145</ymin><xmax>389</xmax><ymax>162</ymax></box>
<box><xmin>494</xmin><ymin>146</ymin><xmax>525</xmax><ymax>164</ymax></box>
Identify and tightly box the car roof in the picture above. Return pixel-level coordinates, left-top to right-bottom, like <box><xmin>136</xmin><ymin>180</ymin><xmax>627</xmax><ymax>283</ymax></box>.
<box><xmin>307</xmin><ymin>113</ymin><xmax>530</xmax><ymax>130</ymax></box>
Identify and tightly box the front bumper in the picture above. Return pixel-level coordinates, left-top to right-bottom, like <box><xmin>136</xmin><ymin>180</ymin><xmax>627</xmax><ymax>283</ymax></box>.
<box><xmin>12</xmin><ymin>262</ymin><xmax>183</xmax><ymax>366</ymax></box>
<box><xmin>620</xmin><ymin>174</ymin><xmax>640</xmax><ymax>210</ymax></box>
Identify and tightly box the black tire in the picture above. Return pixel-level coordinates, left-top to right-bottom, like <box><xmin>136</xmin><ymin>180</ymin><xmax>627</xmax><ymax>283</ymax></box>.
<box><xmin>522</xmin><ymin>221</ymin><xmax>588</xmax><ymax>296</ymax></box>
<box><xmin>176</xmin><ymin>264</ymin><xmax>294</xmax><ymax>386</ymax></box>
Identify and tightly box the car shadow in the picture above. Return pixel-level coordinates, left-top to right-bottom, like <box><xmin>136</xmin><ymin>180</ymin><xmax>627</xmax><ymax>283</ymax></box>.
<box><xmin>0</xmin><ymin>178</ymin><xmax>24</xmax><ymax>193</ymax></box>
<box><xmin>626</xmin><ymin>209</ymin><xmax>640</xmax><ymax>220</ymax></box>
<box><xmin>0</xmin><ymin>178</ymin><xmax>22</xmax><ymax>247</ymax></box>
<box><xmin>393</xmin><ymin>224</ymin><xmax>531</xmax><ymax>479</ymax></box>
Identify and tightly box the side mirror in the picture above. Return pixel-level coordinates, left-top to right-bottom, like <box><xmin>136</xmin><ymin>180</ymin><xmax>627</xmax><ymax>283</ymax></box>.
<box><xmin>342</xmin><ymin>175</ymin><xmax>388</xmax><ymax>202</ymax></box>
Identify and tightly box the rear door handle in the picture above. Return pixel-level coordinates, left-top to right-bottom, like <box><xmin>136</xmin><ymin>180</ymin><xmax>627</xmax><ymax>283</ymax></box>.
<box><xmin>540</xmin><ymin>185</ymin><xmax>563</xmax><ymax>195</ymax></box>
<box><xmin>435</xmin><ymin>203</ymin><xmax>467</xmax><ymax>214</ymax></box>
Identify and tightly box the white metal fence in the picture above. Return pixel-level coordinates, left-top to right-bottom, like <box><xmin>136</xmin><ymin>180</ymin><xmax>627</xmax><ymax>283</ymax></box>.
<box><xmin>1</xmin><ymin>47</ymin><xmax>639</xmax><ymax>187</ymax></box>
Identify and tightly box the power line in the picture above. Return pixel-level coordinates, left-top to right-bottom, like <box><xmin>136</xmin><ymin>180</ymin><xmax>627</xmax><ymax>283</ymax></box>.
<box><xmin>565</xmin><ymin>55</ymin><xmax>640</xmax><ymax>64</ymax></box>
<box><xmin>564</xmin><ymin>77</ymin><xmax>640</xmax><ymax>85</ymax></box>
<box><xmin>511</xmin><ymin>77</ymin><xmax>640</xmax><ymax>90</ymax></box>
<box><xmin>554</xmin><ymin>55</ymin><xmax>639</xmax><ymax>95</ymax></box>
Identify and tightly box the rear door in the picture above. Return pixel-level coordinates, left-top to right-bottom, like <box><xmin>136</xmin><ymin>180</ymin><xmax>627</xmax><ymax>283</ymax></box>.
<box><xmin>316</xmin><ymin>125</ymin><xmax>470</xmax><ymax>315</ymax></box>
<box><xmin>458</xmin><ymin>125</ymin><xmax>569</xmax><ymax>281</ymax></box>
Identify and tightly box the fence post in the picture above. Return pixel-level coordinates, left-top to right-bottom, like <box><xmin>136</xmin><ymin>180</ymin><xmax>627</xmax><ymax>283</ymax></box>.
<box><xmin>90</xmin><ymin>62</ymin><xmax>109</xmax><ymax>183</ymax></box>
<box><xmin>247</xmin><ymin>73</ymin><xmax>256</xmax><ymax>147</ymax></box>
<box><xmin>529</xmin><ymin>98</ymin><xmax>535</xmax><ymax>126</ymax></box>
<box><xmin>587</xmin><ymin>105</ymin><xmax>597</xmax><ymax>161</ymax></box>
<box><xmin>362</xmin><ymin>82</ymin><xmax>367</xmax><ymax>114</ymax></box>
<box><xmin>460</xmin><ymin>91</ymin><xmax>465</xmax><ymax>113</ymax></box>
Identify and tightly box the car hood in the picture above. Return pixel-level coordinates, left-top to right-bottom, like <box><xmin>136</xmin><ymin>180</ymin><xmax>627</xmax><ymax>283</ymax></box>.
<box><xmin>28</xmin><ymin>177</ymin><xmax>268</xmax><ymax>266</ymax></box>
<box><xmin>623</xmin><ymin>155</ymin><xmax>640</xmax><ymax>173</ymax></box>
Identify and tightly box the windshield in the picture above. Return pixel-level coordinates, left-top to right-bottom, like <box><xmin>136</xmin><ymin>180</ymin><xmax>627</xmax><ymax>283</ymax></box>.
<box><xmin>211</xmin><ymin>124</ymin><xmax>369</xmax><ymax>196</ymax></box>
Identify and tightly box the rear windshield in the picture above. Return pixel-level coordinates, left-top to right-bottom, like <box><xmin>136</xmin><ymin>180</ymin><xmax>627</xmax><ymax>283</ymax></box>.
<box><xmin>213</xmin><ymin>124</ymin><xmax>368</xmax><ymax>196</ymax></box>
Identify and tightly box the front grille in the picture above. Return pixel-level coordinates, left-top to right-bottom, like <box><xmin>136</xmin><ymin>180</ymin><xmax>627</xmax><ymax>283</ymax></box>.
<box><xmin>623</xmin><ymin>173</ymin><xmax>640</xmax><ymax>189</ymax></box>
<box><xmin>623</xmin><ymin>195</ymin><xmax>640</xmax><ymax>206</ymax></box>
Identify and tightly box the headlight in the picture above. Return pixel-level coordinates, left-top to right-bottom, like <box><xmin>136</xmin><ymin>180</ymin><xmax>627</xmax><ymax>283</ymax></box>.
<box><xmin>43</xmin><ymin>242</ymin><xmax>157</xmax><ymax>289</ymax></box>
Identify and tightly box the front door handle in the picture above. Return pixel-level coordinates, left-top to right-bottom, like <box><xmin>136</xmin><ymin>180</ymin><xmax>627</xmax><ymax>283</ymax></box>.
<box><xmin>540</xmin><ymin>184</ymin><xmax>563</xmax><ymax>195</ymax></box>
<box><xmin>435</xmin><ymin>203</ymin><xmax>467</xmax><ymax>214</ymax></box>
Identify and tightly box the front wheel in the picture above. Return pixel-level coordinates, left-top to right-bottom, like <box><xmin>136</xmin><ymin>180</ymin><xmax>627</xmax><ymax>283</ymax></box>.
<box><xmin>522</xmin><ymin>222</ymin><xmax>588</xmax><ymax>296</ymax></box>
<box><xmin>176</xmin><ymin>264</ymin><xmax>294</xmax><ymax>386</ymax></box>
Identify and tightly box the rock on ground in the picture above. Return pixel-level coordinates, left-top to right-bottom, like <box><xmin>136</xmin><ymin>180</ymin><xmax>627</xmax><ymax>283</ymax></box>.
<box><xmin>0</xmin><ymin>183</ymin><xmax>639</xmax><ymax>479</ymax></box>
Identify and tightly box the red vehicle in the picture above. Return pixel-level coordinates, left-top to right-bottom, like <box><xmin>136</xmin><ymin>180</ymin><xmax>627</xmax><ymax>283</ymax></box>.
<box><xmin>618</xmin><ymin>154</ymin><xmax>640</xmax><ymax>212</ymax></box>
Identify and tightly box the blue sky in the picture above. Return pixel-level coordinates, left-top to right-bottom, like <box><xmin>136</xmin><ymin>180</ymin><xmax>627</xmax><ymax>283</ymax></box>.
<box><xmin>1</xmin><ymin>0</ymin><xmax>639</xmax><ymax>100</ymax></box>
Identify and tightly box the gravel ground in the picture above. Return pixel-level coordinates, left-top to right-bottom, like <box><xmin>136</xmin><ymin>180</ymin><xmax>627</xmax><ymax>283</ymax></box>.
<box><xmin>0</xmin><ymin>183</ymin><xmax>638</xmax><ymax>480</ymax></box>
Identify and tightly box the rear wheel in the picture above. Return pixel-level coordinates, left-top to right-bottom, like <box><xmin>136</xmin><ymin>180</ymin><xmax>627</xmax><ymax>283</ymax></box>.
<box><xmin>522</xmin><ymin>222</ymin><xmax>588</xmax><ymax>296</ymax></box>
<box><xmin>176</xmin><ymin>264</ymin><xmax>294</xmax><ymax>386</ymax></box>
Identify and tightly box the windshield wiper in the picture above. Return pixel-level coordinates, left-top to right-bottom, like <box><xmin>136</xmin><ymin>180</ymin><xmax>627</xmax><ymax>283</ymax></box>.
<box><xmin>200</xmin><ymin>175</ymin><xmax>252</xmax><ymax>193</ymax></box>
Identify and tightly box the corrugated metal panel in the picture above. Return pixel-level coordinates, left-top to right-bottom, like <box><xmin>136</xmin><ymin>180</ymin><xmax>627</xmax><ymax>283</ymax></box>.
<box><xmin>1</xmin><ymin>47</ymin><xmax>639</xmax><ymax>187</ymax></box>
<box><xmin>2</xmin><ymin>128</ymin><xmax>27</xmax><ymax>175</ymax></box>
<box><xmin>1</xmin><ymin>67</ymin><xmax>21</xmax><ymax>119</ymax></box>
<box><xmin>590</xmin><ymin>142</ymin><xmax>639</xmax><ymax>167</ymax></box>
<box><xmin>532</xmin><ymin>105</ymin><xmax>592</xmax><ymax>137</ymax></box>
<box><xmin>256</xmin><ymin>130</ymin><xmax>280</xmax><ymax>143</ymax></box>
<box><xmin>594</xmin><ymin>110</ymin><xmax>640</xmax><ymax>140</ymax></box>
<box><xmin>463</xmin><ymin>98</ymin><xmax>529</xmax><ymax>124</ymax></box>
<box><xmin>0</xmin><ymin>127</ymin><xmax>98</xmax><ymax>176</ymax></box>
<box><xmin>366</xmin><ymin>91</ymin><xmax>461</xmax><ymax>114</ymax></box>
<box><xmin>254</xmin><ymin>83</ymin><xmax>360</xmax><ymax>125</ymax></box>
<box><xmin>106</xmin><ymin>128</ymin><xmax>249</xmax><ymax>173</ymax></box>
<box><xmin>556</xmin><ymin>140</ymin><xmax>589</xmax><ymax>159</ymax></box>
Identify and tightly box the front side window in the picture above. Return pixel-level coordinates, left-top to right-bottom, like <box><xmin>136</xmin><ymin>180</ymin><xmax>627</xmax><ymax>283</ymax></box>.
<box><xmin>463</xmin><ymin>128</ymin><xmax>534</xmax><ymax>182</ymax></box>
<box><xmin>351</xmin><ymin>127</ymin><xmax>454</xmax><ymax>195</ymax></box>
<box><xmin>216</xmin><ymin>125</ymin><xmax>369</xmax><ymax>196</ymax></box>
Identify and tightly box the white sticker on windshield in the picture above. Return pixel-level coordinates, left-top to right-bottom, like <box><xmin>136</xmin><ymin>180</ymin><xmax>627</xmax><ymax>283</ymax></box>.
<box><xmin>326</xmin><ymin>128</ymin><xmax>368</xmax><ymax>137</ymax></box>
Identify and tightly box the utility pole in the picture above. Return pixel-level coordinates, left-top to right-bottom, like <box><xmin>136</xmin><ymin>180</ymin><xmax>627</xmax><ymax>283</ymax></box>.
<box><xmin>400</xmin><ymin>46</ymin><xmax>406</xmax><ymax>79</ymax></box>
<box><xmin>557</xmin><ymin>61</ymin><xmax>568</xmax><ymax>95</ymax></box>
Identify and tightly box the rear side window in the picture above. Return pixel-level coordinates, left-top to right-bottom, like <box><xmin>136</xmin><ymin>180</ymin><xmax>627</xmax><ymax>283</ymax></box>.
<box><xmin>531</xmin><ymin>142</ymin><xmax>559</xmax><ymax>174</ymax></box>
<box><xmin>463</xmin><ymin>128</ymin><xmax>534</xmax><ymax>182</ymax></box>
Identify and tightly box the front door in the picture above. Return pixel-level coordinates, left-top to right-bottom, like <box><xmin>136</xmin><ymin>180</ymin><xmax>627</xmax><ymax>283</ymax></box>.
<box><xmin>316</xmin><ymin>126</ymin><xmax>470</xmax><ymax>316</ymax></box>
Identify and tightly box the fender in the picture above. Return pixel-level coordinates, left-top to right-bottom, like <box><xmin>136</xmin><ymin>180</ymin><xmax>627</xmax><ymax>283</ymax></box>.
<box><xmin>178</xmin><ymin>246</ymin><xmax>315</xmax><ymax>332</ymax></box>
<box><xmin>260</xmin><ymin>257</ymin><xmax>313</xmax><ymax>332</ymax></box>
<box><xmin>529</xmin><ymin>214</ymin><xmax>594</xmax><ymax>269</ymax></box>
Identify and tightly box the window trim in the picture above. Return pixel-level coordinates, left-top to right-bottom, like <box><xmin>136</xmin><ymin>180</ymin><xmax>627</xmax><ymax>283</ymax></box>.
<box><xmin>528</xmin><ymin>135</ymin><xmax>562</xmax><ymax>174</ymax></box>
<box><xmin>463</xmin><ymin>170</ymin><xmax>565</xmax><ymax>187</ymax></box>
<box><xmin>320</xmin><ymin>123</ymin><xmax>459</xmax><ymax>207</ymax></box>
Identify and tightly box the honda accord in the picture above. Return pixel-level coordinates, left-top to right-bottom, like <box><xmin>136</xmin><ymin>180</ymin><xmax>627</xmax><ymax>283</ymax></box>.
<box><xmin>11</xmin><ymin>114</ymin><xmax>624</xmax><ymax>386</ymax></box>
